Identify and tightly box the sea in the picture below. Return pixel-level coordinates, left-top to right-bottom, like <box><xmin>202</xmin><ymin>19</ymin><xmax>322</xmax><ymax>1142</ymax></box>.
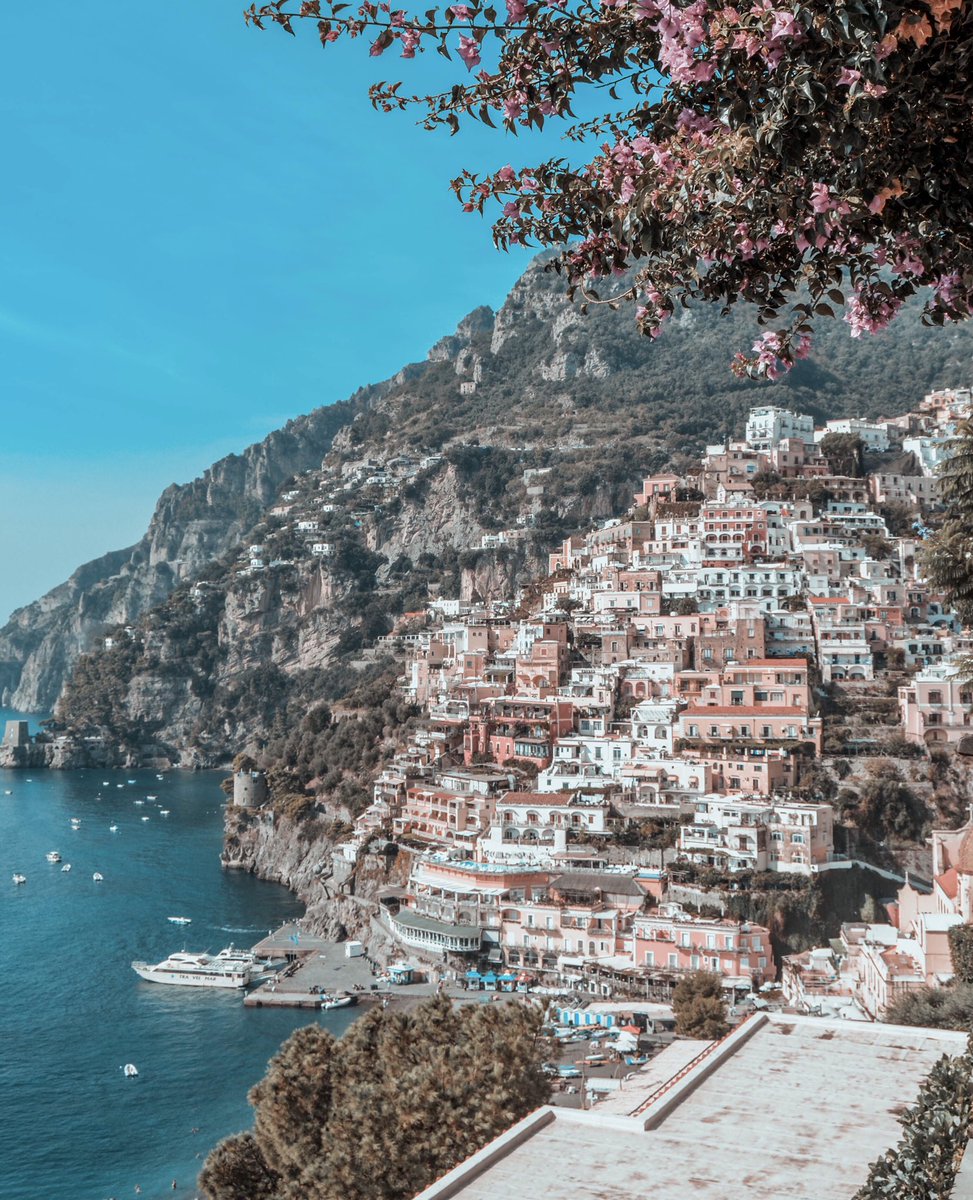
<box><xmin>0</xmin><ymin>713</ymin><xmax>359</xmax><ymax>1200</ymax></box>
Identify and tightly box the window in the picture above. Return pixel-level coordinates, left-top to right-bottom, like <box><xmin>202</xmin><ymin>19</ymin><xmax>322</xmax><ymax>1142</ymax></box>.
<box><xmin>644</xmin><ymin>950</ymin><xmax>655</xmax><ymax>966</ymax></box>
<box><xmin>668</xmin><ymin>953</ymin><xmax>678</xmax><ymax>968</ymax></box>
<box><xmin>740</xmin><ymin>957</ymin><xmax>750</xmax><ymax>970</ymax></box>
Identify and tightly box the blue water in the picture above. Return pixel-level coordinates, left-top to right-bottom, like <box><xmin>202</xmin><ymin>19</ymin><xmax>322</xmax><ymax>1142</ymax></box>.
<box><xmin>0</xmin><ymin>762</ymin><xmax>359</xmax><ymax>1200</ymax></box>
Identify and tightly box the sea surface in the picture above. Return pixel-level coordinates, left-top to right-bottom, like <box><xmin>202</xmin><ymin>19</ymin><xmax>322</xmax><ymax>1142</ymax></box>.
<box><xmin>0</xmin><ymin>743</ymin><xmax>359</xmax><ymax>1200</ymax></box>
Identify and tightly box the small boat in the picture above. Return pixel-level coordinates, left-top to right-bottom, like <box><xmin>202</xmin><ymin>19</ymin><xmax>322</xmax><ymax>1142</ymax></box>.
<box><xmin>61</xmin><ymin>864</ymin><xmax>72</xmax><ymax>873</ymax></box>
<box><xmin>127</xmin><ymin>779</ymin><xmax>136</xmax><ymax>784</ymax></box>
<box><xmin>141</xmin><ymin>816</ymin><xmax>150</xmax><ymax>822</ymax></box>
<box><xmin>93</xmin><ymin>872</ymin><xmax>104</xmax><ymax>882</ymax></box>
<box><xmin>109</xmin><ymin>824</ymin><xmax>118</xmax><ymax>833</ymax></box>
<box><xmin>116</xmin><ymin>784</ymin><xmax>124</xmax><ymax>789</ymax></box>
<box><xmin>159</xmin><ymin>809</ymin><xmax>170</xmax><ymax>816</ymax></box>
<box><xmin>3</xmin><ymin>789</ymin><xmax>12</xmax><ymax>796</ymax></box>
<box><xmin>146</xmin><ymin>794</ymin><xmax>158</xmax><ymax>800</ymax></box>
<box><xmin>70</xmin><ymin>818</ymin><xmax>81</xmax><ymax>828</ymax></box>
<box><xmin>156</xmin><ymin>774</ymin><xmax>165</xmax><ymax>780</ymax></box>
<box><xmin>167</xmin><ymin>916</ymin><xmax>192</xmax><ymax>925</ymax></box>
<box><xmin>12</xmin><ymin>873</ymin><xmax>26</xmax><ymax>885</ymax></box>
<box><xmin>103</xmin><ymin>781</ymin><xmax>110</xmax><ymax>785</ymax></box>
<box><xmin>319</xmin><ymin>993</ymin><xmax>356</xmax><ymax>1010</ymax></box>
<box><xmin>46</xmin><ymin>851</ymin><xmax>62</xmax><ymax>863</ymax></box>
<box><xmin>122</xmin><ymin>1063</ymin><xmax>139</xmax><ymax>1077</ymax></box>
<box><xmin>133</xmin><ymin>799</ymin><xmax>145</xmax><ymax>806</ymax></box>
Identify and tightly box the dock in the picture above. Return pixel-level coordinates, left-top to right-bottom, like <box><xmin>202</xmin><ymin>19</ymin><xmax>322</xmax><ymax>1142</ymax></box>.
<box><xmin>245</xmin><ymin>923</ymin><xmax>476</xmax><ymax>1009</ymax></box>
<box><xmin>245</xmin><ymin>924</ymin><xmax>382</xmax><ymax>1008</ymax></box>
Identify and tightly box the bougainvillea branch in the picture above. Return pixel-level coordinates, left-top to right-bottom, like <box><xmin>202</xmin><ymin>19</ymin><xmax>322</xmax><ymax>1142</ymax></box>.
<box><xmin>246</xmin><ymin>0</ymin><xmax>973</xmax><ymax>375</ymax></box>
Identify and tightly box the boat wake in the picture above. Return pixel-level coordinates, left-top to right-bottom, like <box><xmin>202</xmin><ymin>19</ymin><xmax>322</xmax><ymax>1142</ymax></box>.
<box><xmin>214</xmin><ymin>926</ymin><xmax>267</xmax><ymax>934</ymax></box>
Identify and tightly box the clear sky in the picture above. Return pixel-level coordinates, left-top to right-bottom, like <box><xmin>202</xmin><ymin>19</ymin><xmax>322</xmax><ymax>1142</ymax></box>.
<box><xmin>0</xmin><ymin>1</ymin><xmax>559</xmax><ymax>622</ymax></box>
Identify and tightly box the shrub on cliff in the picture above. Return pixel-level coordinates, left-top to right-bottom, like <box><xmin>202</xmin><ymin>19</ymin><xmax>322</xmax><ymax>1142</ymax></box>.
<box><xmin>199</xmin><ymin>994</ymin><xmax>550</xmax><ymax>1200</ymax></box>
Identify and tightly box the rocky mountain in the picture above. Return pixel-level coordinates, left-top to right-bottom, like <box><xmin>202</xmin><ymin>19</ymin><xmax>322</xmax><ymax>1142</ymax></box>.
<box><xmin>0</xmin><ymin>398</ymin><xmax>369</xmax><ymax>712</ymax></box>
<box><xmin>13</xmin><ymin>254</ymin><xmax>973</xmax><ymax>754</ymax></box>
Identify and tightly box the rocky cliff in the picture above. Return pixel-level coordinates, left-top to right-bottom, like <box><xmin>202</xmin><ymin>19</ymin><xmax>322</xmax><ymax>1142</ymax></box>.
<box><xmin>0</xmin><ymin>397</ymin><xmax>374</xmax><ymax>712</ymax></box>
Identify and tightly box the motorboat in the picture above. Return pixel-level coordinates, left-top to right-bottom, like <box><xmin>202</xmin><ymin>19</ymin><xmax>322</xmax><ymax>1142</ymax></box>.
<box><xmin>3</xmin><ymin>789</ymin><xmax>11</xmax><ymax>795</ymax></box>
<box><xmin>46</xmin><ymin>851</ymin><xmax>62</xmax><ymax>863</ymax></box>
<box><xmin>109</xmin><ymin>824</ymin><xmax>118</xmax><ymax>833</ymax></box>
<box><xmin>93</xmin><ymin>872</ymin><xmax>104</xmax><ymax>882</ymax></box>
<box><xmin>61</xmin><ymin>864</ymin><xmax>72</xmax><ymax>873</ymax></box>
<box><xmin>133</xmin><ymin>799</ymin><xmax>144</xmax><ymax>806</ymax></box>
<box><xmin>122</xmin><ymin>1063</ymin><xmax>139</xmax><ymax>1077</ymax></box>
<box><xmin>159</xmin><ymin>810</ymin><xmax>170</xmax><ymax>816</ymax></box>
<box><xmin>146</xmin><ymin>794</ymin><xmax>158</xmax><ymax>800</ymax></box>
<box><xmin>319</xmin><ymin>993</ymin><xmax>356</xmax><ymax>1010</ymax></box>
<box><xmin>70</xmin><ymin>818</ymin><xmax>81</xmax><ymax>828</ymax></box>
<box><xmin>12</xmin><ymin>873</ymin><xmax>26</xmax><ymax>885</ymax></box>
<box><xmin>167</xmin><ymin>916</ymin><xmax>192</xmax><ymax>925</ymax></box>
<box><xmin>131</xmin><ymin>947</ymin><xmax>263</xmax><ymax>989</ymax></box>
<box><xmin>127</xmin><ymin>779</ymin><xmax>136</xmax><ymax>784</ymax></box>
<box><xmin>141</xmin><ymin>816</ymin><xmax>150</xmax><ymax>822</ymax></box>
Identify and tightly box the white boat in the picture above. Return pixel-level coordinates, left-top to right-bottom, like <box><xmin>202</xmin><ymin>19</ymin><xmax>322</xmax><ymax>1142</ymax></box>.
<box><xmin>141</xmin><ymin>816</ymin><xmax>150</xmax><ymax>822</ymax></box>
<box><xmin>319</xmin><ymin>993</ymin><xmax>355</xmax><ymax>1010</ymax></box>
<box><xmin>116</xmin><ymin>784</ymin><xmax>124</xmax><ymax>789</ymax></box>
<box><xmin>122</xmin><ymin>1063</ymin><xmax>139</xmax><ymax>1077</ymax></box>
<box><xmin>70</xmin><ymin>818</ymin><xmax>81</xmax><ymax>828</ymax></box>
<box><xmin>159</xmin><ymin>809</ymin><xmax>170</xmax><ymax>816</ymax></box>
<box><xmin>12</xmin><ymin>873</ymin><xmax>26</xmax><ymax>885</ymax></box>
<box><xmin>46</xmin><ymin>851</ymin><xmax>61</xmax><ymax>863</ymax></box>
<box><xmin>61</xmin><ymin>864</ymin><xmax>72</xmax><ymax>873</ymax></box>
<box><xmin>93</xmin><ymin>872</ymin><xmax>104</xmax><ymax>882</ymax></box>
<box><xmin>167</xmin><ymin>916</ymin><xmax>192</xmax><ymax>925</ymax></box>
<box><xmin>133</xmin><ymin>799</ymin><xmax>144</xmax><ymax>806</ymax></box>
<box><xmin>109</xmin><ymin>824</ymin><xmax>118</xmax><ymax>833</ymax></box>
<box><xmin>3</xmin><ymin>789</ymin><xmax>11</xmax><ymax>796</ymax></box>
<box><xmin>156</xmin><ymin>774</ymin><xmax>164</xmax><ymax>780</ymax></box>
<box><xmin>131</xmin><ymin>947</ymin><xmax>262</xmax><ymax>989</ymax></box>
<box><xmin>127</xmin><ymin>779</ymin><xmax>136</xmax><ymax>784</ymax></box>
<box><xmin>146</xmin><ymin>794</ymin><xmax>158</xmax><ymax>800</ymax></box>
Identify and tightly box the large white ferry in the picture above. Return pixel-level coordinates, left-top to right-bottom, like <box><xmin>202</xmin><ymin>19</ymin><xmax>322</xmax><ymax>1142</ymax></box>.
<box><xmin>131</xmin><ymin>947</ymin><xmax>265</xmax><ymax>989</ymax></box>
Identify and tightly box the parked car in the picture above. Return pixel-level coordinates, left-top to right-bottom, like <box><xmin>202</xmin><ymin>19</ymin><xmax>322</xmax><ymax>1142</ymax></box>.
<box><xmin>558</xmin><ymin>1065</ymin><xmax>582</xmax><ymax>1078</ymax></box>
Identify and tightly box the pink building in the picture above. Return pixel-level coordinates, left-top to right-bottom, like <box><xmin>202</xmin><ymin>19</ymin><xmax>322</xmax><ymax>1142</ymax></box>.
<box><xmin>464</xmin><ymin>697</ymin><xmax>575</xmax><ymax>767</ymax></box>
<box><xmin>899</xmin><ymin>662</ymin><xmax>973</xmax><ymax>748</ymax></box>
<box><xmin>633</xmin><ymin>906</ymin><xmax>776</xmax><ymax>984</ymax></box>
<box><xmin>677</xmin><ymin>705</ymin><xmax>823</xmax><ymax>755</ymax></box>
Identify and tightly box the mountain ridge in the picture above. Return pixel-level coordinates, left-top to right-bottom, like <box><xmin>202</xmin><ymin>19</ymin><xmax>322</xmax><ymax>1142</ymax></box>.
<box><xmin>6</xmin><ymin>253</ymin><xmax>973</xmax><ymax>723</ymax></box>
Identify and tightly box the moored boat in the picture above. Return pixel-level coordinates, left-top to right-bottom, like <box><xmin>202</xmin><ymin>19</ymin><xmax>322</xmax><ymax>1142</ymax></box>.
<box><xmin>319</xmin><ymin>993</ymin><xmax>356</xmax><ymax>1010</ymax></box>
<box><xmin>131</xmin><ymin>947</ymin><xmax>262</xmax><ymax>989</ymax></box>
<box><xmin>167</xmin><ymin>916</ymin><xmax>192</xmax><ymax>925</ymax></box>
<box><xmin>12</xmin><ymin>873</ymin><xmax>26</xmax><ymax>885</ymax></box>
<box><xmin>93</xmin><ymin>872</ymin><xmax>104</xmax><ymax>882</ymax></box>
<box><xmin>61</xmin><ymin>863</ymin><xmax>72</xmax><ymax>872</ymax></box>
<box><xmin>46</xmin><ymin>851</ymin><xmax>61</xmax><ymax>863</ymax></box>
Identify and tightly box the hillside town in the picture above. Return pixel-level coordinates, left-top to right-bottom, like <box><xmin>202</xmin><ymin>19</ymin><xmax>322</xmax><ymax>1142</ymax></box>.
<box><xmin>232</xmin><ymin>387</ymin><xmax>973</xmax><ymax>1025</ymax></box>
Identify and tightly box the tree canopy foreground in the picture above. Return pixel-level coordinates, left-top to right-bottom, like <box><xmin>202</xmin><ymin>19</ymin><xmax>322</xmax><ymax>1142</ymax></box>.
<box><xmin>247</xmin><ymin>0</ymin><xmax>973</xmax><ymax>375</ymax></box>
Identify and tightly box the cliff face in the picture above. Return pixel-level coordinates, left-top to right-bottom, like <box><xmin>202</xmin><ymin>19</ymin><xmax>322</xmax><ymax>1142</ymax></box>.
<box><xmin>0</xmin><ymin>399</ymin><xmax>372</xmax><ymax>712</ymax></box>
<box><xmin>223</xmin><ymin>806</ymin><xmax>414</xmax><ymax>953</ymax></box>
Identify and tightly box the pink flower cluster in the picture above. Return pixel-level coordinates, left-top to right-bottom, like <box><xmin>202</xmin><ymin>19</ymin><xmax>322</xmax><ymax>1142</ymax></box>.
<box><xmin>844</xmin><ymin>291</ymin><xmax>902</xmax><ymax>338</ymax></box>
<box><xmin>749</xmin><ymin>329</ymin><xmax>810</xmax><ymax>378</ymax></box>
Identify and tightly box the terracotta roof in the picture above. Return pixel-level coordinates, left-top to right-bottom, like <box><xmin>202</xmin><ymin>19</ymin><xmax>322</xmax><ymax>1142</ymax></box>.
<box><xmin>938</xmin><ymin>868</ymin><xmax>959</xmax><ymax>900</ymax></box>
<box><xmin>957</xmin><ymin>827</ymin><xmax>973</xmax><ymax>874</ymax></box>
<box><xmin>501</xmin><ymin>791</ymin><xmax>607</xmax><ymax>807</ymax></box>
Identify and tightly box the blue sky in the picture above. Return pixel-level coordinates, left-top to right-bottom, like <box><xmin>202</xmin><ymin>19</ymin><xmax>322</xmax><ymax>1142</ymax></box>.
<box><xmin>0</xmin><ymin>1</ymin><xmax>562</xmax><ymax>621</ymax></box>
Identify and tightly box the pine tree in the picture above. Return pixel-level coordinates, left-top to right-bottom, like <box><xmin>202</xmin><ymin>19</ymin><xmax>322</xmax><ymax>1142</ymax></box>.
<box><xmin>199</xmin><ymin>994</ymin><xmax>551</xmax><ymax>1200</ymax></box>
